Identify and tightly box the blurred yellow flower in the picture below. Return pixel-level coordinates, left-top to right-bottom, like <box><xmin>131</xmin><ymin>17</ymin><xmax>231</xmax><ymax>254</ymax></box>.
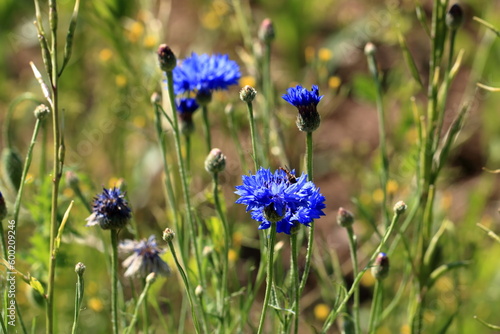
<box><xmin>376</xmin><ymin>326</ymin><xmax>391</xmax><ymax>334</ymax></box>
<box><xmin>400</xmin><ymin>324</ymin><xmax>410</xmax><ymax>334</ymax></box>
<box><xmin>99</xmin><ymin>48</ymin><xmax>113</xmax><ymax>62</ymax></box>
<box><xmin>143</xmin><ymin>35</ymin><xmax>157</xmax><ymax>49</ymax></box>
<box><xmin>108</xmin><ymin>177</ymin><xmax>120</xmax><ymax>188</ymax></box>
<box><xmin>240</xmin><ymin>76</ymin><xmax>256</xmax><ymax>88</ymax></box>
<box><xmin>201</xmin><ymin>11</ymin><xmax>221</xmax><ymax>30</ymax></box>
<box><xmin>328</xmin><ymin>76</ymin><xmax>341</xmax><ymax>89</ymax></box>
<box><xmin>63</xmin><ymin>188</ymin><xmax>74</xmax><ymax>198</ymax></box>
<box><xmin>318</xmin><ymin>48</ymin><xmax>333</xmax><ymax>62</ymax></box>
<box><xmin>128</xmin><ymin>21</ymin><xmax>144</xmax><ymax>43</ymax></box>
<box><xmin>228</xmin><ymin>249</ymin><xmax>238</xmax><ymax>263</ymax></box>
<box><xmin>423</xmin><ymin>309</ymin><xmax>436</xmax><ymax>323</ymax></box>
<box><xmin>440</xmin><ymin>191</ymin><xmax>453</xmax><ymax>211</ymax></box>
<box><xmin>386</xmin><ymin>180</ymin><xmax>399</xmax><ymax>195</ymax></box>
<box><xmin>115</xmin><ymin>75</ymin><xmax>127</xmax><ymax>88</ymax></box>
<box><xmin>88</xmin><ymin>297</ymin><xmax>104</xmax><ymax>312</ymax></box>
<box><xmin>25</xmin><ymin>173</ymin><xmax>34</xmax><ymax>184</ymax></box>
<box><xmin>133</xmin><ymin>116</ymin><xmax>146</xmax><ymax>128</ymax></box>
<box><xmin>313</xmin><ymin>303</ymin><xmax>330</xmax><ymax>321</ymax></box>
<box><xmin>372</xmin><ymin>188</ymin><xmax>384</xmax><ymax>204</ymax></box>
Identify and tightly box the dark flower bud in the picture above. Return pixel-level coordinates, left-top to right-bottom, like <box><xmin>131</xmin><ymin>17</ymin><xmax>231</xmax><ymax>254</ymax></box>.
<box><xmin>393</xmin><ymin>201</ymin><xmax>407</xmax><ymax>215</ymax></box>
<box><xmin>195</xmin><ymin>89</ymin><xmax>212</xmax><ymax>106</ymax></box>
<box><xmin>259</xmin><ymin>18</ymin><xmax>275</xmax><ymax>43</ymax></box>
<box><xmin>162</xmin><ymin>228</ymin><xmax>175</xmax><ymax>243</ymax></box>
<box><xmin>75</xmin><ymin>262</ymin><xmax>86</xmax><ymax>276</ymax></box>
<box><xmin>157</xmin><ymin>44</ymin><xmax>177</xmax><ymax>72</ymax></box>
<box><xmin>205</xmin><ymin>148</ymin><xmax>226</xmax><ymax>174</ymax></box>
<box><xmin>0</xmin><ymin>191</ymin><xmax>7</xmax><ymax>220</ymax></box>
<box><xmin>446</xmin><ymin>4</ymin><xmax>464</xmax><ymax>30</ymax></box>
<box><xmin>34</xmin><ymin>104</ymin><xmax>50</xmax><ymax>120</ymax></box>
<box><xmin>2</xmin><ymin>148</ymin><xmax>23</xmax><ymax>191</ymax></box>
<box><xmin>337</xmin><ymin>207</ymin><xmax>354</xmax><ymax>228</ymax></box>
<box><xmin>371</xmin><ymin>252</ymin><xmax>389</xmax><ymax>280</ymax></box>
<box><xmin>239</xmin><ymin>85</ymin><xmax>257</xmax><ymax>103</ymax></box>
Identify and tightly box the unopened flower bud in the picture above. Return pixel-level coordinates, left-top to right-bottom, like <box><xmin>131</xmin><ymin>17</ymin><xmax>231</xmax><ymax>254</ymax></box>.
<box><xmin>205</xmin><ymin>148</ymin><xmax>226</xmax><ymax>174</ymax></box>
<box><xmin>446</xmin><ymin>4</ymin><xmax>464</xmax><ymax>30</ymax></box>
<box><xmin>195</xmin><ymin>285</ymin><xmax>203</xmax><ymax>297</ymax></box>
<box><xmin>146</xmin><ymin>272</ymin><xmax>157</xmax><ymax>284</ymax></box>
<box><xmin>364</xmin><ymin>42</ymin><xmax>376</xmax><ymax>56</ymax></box>
<box><xmin>162</xmin><ymin>228</ymin><xmax>175</xmax><ymax>243</ymax></box>
<box><xmin>157</xmin><ymin>44</ymin><xmax>176</xmax><ymax>72</ymax></box>
<box><xmin>65</xmin><ymin>171</ymin><xmax>79</xmax><ymax>189</ymax></box>
<box><xmin>0</xmin><ymin>191</ymin><xmax>7</xmax><ymax>220</ymax></box>
<box><xmin>75</xmin><ymin>262</ymin><xmax>86</xmax><ymax>276</ymax></box>
<box><xmin>34</xmin><ymin>104</ymin><xmax>50</xmax><ymax>120</ymax></box>
<box><xmin>337</xmin><ymin>207</ymin><xmax>354</xmax><ymax>228</ymax></box>
<box><xmin>263</xmin><ymin>204</ymin><xmax>284</xmax><ymax>223</ymax></box>
<box><xmin>258</xmin><ymin>18</ymin><xmax>275</xmax><ymax>43</ymax></box>
<box><xmin>393</xmin><ymin>201</ymin><xmax>407</xmax><ymax>215</ymax></box>
<box><xmin>371</xmin><ymin>252</ymin><xmax>389</xmax><ymax>280</ymax></box>
<box><xmin>239</xmin><ymin>85</ymin><xmax>257</xmax><ymax>103</ymax></box>
<box><xmin>151</xmin><ymin>92</ymin><xmax>161</xmax><ymax>105</ymax></box>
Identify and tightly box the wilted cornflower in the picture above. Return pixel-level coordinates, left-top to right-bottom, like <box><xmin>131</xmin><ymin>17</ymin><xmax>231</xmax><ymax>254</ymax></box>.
<box><xmin>235</xmin><ymin>167</ymin><xmax>326</xmax><ymax>234</ymax></box>
<box><xmin>282</xmin><ymin>84</ymin><xmax>323</xmax><ymax>132</ymax></box>
<box><xmin>119</xmin><ymin>235</ymin><xmax>171</xmax><ymax>278</ymax></box>
<box><xmin>86</xmin><ymin>187</ymin><xmax>131</xmax><ymax>230</ymax></box>
<box><xmin>176</xmin><ymin>97</ymin><xmax>199</xmax><ymax>135</ymax></box>
<box><xmin>172</xmin><ymin>53</ymin><xmax>241</xmax><ymax>99</ymax></box>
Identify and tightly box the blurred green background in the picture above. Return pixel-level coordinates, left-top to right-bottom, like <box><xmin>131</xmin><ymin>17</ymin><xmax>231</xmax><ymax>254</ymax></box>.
<box><xmin>1</xmin><ymin>0</ymin><xmax>500</xmax><ymax>332</ymax></box>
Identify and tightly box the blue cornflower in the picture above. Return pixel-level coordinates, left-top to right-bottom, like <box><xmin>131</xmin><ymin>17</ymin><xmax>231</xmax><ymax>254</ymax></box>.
<box><xmin>86</xmin><ymin>187</ymin><xmax>131</xmax><ymax>230</ymax></box>
<box><xmin>235</xmin><ymin>168</ymin><xmax>326</xmax><ymax>234</ymax></box>
<box><xmin>282</xmin><ymin>85</ymin><xmax>323</xmax><ymax>132</ymax></box>
<box><xmin>173</xmin><ymin>53</ymin><xmax>241</xmax><ymax>97</ymax></box>
<box><xmin>119</xmin><ymin>235</ymin><xmax>171</xmax><ymax>278</ymax></box>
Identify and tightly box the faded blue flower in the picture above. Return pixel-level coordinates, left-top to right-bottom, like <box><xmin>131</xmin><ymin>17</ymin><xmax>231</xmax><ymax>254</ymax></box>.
<box><xmin>86</xmin><ymin>187</ymin><xmax>131</xmax><ymax>230</ymax></box>
<box><xmin>173</xmin><ymin>53</ymin><xmax>241</xmax><ymax>96</ymax></box>
<box><xmin>235</xmin><ymin>168</ymin><xmax>326</xmax><ymax>234</ymax></box>
<box><xmin>282</xmin><ymin>85</ymin><xmax>323</xmax><ymax>132</ymax></box>
<box><xmin>119</xmin><ymin>235</ymin><xmax>171</xmax><ymax>278</ymax></box>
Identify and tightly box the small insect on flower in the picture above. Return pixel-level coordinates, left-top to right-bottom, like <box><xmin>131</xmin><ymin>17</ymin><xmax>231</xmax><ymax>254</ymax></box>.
<box><xmin>119</xmin><ymin>235</ymin><xmax>171</xmax><ymax>278</ymax></box>
<box><xmin>235</xmin><ymin>167</ymin><xmax>326</xmax><ymax>234</ymax></box>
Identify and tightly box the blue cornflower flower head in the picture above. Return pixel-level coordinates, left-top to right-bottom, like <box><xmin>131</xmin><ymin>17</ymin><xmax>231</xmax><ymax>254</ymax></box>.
<box><xmin>282</xmin><ymin>84</ymin><xmax>323</xmax><ymax>132</ymax></box>
<box><xmin>235</xmin><ymin>167</ymin><xmax>326</xmax><ymax>234</ymax></box>
<box><xmin>173</xmin><ymin>53</ymin><xmax>241</xmax><ymax>99</ymax></box>
<box><xmin>86</xmin><ymin>187</ymin><xmax>131</xmax><ymax>230</ymax></box>
<box><xmin>119</xmin><ymin>235</ymin><xmax>171</xmax><ymax>278</ymax></box>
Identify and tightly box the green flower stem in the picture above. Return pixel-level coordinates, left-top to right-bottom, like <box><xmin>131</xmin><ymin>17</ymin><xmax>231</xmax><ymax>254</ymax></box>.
<box><xmin>167</xmin><ymin>239</ymin><xmax>203</xmax><ymax>334</ymax></box>
<box><xmin>46</xmin><ymin>1</ymin><xmax>63</xmax><ymax>331</ymax></box>
<box><xmin>71</xmin><ymin>269</ymin><xmax>85</xmax><ymax>334</ymax></box>
<box><xmin>322</xmin><ymin>208</ymin><xmax>404</xmax><ymax>333</ymax></box>
<box><xmin>290</xmin><ymin>232</ymin><xmax>299</xmax><ymax>334</ymax></box>
<box><xmin>12</xmin><ymin>118</ymin><xmax>43</xmax><ymax>227</ymax></box>
<box><xmin>257</xmin><ymin>222</ymin><xmax>277</xmax><ymax>334</ymax></box>
<box><xmin>366</xmin><ymin>49</ymin><xmax>389</xmax><ymax>227</ymax></box>
<box><xmin>0</xmin><ymin>313</ymin><xmax>6</xmax><ymax>334</ymax></box>
<box><xmin>231</xmin><ymin>0</ymin><xmax>252</xmax><ymax>51</ymax></box>
<box><xmin>346</xmin><ymin>227</ymin><xmax>360</xmax><ymax>334</ymax></box>
<box><xmin>367</xmin><ymin>280</ymin><xmax>383</xmax><ymax>334</ymax></box>
<box><xmin>184</xmin><ymin>134</ymin><xmax>191</xmax><ymax>173</ymax></box>
<box><xmin>245</xmin><ymin>100</ymin><xmax>259</xmax><ymax>171</ymax></box>
<box><xmin>212</xmin><ymin>173</ymin><xmax>230</xmax><ymax>330</ymax></box>
<box><xmin>298</xmin><ymin>131</ymin><xmax>314</xmax><ymax>296</ymax></box>
<box><xmin>142</xmin><ymin>278</ymin><xmax>150</xmax><ymax>334</ymax></box>
<box><xmin>123</xmin><ymin>276</ymin><xmax>154</xmax><ymax>334</ymax></box>
<box><xmin>110</xmin><ymin>230</ymin><xmax>120</xmax><ymax>334</ymax></box>
<box><xmin>201</xmin><ymin>105</ymin><xmax>212</xmax><ymax>154</ymax></box>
